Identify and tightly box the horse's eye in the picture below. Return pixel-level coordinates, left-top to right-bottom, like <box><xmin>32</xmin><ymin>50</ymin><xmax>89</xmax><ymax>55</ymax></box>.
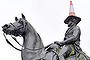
<box><xmin>18</xmin><ymin>21</ymin><xmax>23</xmax><ymax>25</ymax></box>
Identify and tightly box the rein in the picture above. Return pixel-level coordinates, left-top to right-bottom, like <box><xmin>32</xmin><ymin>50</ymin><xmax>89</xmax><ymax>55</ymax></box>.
<box><xmin>3</xmin><ymin>33</ymin><xmax>22</xmax><ymax>51</ymax></box>
<box><xmin>3</xmin><ymin>33</ymin><xmax>44</xmax><ymax>51</ymax></box>
<box><xmin>3</xmin><ymin>33</ymin><xmax>59</xmax><ymax>60</ymax></box>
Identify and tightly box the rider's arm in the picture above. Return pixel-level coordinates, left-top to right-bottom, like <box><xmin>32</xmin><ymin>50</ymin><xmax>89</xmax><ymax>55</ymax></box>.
<box><xmin>62</xmin><ymin>26</ymin><xmax>81</xmax><ymax>44</ymax></box>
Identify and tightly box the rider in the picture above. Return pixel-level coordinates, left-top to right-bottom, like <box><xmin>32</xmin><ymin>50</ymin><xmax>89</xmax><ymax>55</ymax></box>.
<box><xmin>54</xmin><ymin>15</ymin><xmax>82</xmax><ymax>60</ymax></box>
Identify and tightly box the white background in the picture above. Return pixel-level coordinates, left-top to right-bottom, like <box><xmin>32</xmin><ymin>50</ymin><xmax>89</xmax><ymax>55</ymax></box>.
<box><xmin>0</xmin><ymin>0</ymin><xmax>90</xmax><ymax>60</ymax></box>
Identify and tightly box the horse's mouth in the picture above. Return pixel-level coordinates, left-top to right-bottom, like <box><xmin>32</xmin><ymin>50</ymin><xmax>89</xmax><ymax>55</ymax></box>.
<box><xmin>2</xmin><ymin>28</ymin><xmax>11</xmax><ymax>35</ymax></box>
<box><xmin>2</xmin><ymin>27</ymin><xmax>20</xmax><ymax>36</ymax></box>
<box><xmin>2</xmin><ymin>24</ymin><xmax>20</xmax><ymax>36</ymax></box>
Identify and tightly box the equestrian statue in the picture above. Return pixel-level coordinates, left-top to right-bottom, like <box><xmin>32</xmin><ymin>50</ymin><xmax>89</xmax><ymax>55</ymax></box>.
<box><xmin>2</xmin><ymin>1</ymin><xmax>90</xmax><ymax>60</ymax></box>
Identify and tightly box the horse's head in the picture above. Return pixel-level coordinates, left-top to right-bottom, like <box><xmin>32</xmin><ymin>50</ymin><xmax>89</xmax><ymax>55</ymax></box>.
<box><xmin>2</xmin><ymin>14</ymin><xmax>27</xmax><ymax>37</ymax></box>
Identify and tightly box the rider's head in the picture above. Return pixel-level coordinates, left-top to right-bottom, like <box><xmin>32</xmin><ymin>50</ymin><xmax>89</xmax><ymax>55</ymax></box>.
<box><xmin>67</xmin><ymin>20</ymin><xmax>75</xmax><ymax>27</ymax></box>
<box><xmin>64</xmin><ymin>16</ymin><xmax>81</xmax><ymax>27</ymax></box>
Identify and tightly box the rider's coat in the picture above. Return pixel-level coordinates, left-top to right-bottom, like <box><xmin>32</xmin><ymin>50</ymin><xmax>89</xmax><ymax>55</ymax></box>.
<box><xmin>64</xmin><ymin>25</ymin><xmax>82</xmax><ymax>56</ymax></box>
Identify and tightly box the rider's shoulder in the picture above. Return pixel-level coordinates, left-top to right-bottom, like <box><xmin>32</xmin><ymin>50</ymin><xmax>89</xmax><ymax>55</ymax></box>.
<box><xmin>74</xmin><ymin>26</ymin><xmax>80</xmax><ymax>30</ymax></box>
<box><xmin>75</xmin><ymin>26</ymin><xmax>80</xmax><ymax>28</ymax></box>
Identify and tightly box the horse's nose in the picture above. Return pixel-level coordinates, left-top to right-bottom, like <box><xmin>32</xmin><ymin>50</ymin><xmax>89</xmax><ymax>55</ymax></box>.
<box><xmin>2</xmin><ymin>24</ymin><xmax>11</xmax><ymax>34</ymax></box>
<box><xmin>2</xmin><ymin>24</ymin><xmax>10</xmax><ymax>29</ymax></box>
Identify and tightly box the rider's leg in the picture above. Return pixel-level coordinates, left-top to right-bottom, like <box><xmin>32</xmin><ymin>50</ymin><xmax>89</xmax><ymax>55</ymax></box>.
<box><xmin>58</xmin><ymin>45</ymin><xmax>72</xmax><ymax>60</ymax></box>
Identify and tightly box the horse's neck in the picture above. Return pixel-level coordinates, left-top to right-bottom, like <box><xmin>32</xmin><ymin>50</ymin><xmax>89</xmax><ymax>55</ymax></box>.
<box><xmin>23</xmin><ymin>23</ymin><xmax>44</xmax><ymax>50</ymax></box>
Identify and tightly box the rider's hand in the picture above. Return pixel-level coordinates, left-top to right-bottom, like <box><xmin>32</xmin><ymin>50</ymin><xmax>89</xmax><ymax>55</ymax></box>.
<box><xmin>54</xmin><ymin>41</ymin><xmax>60</xmax><ymax>44</ymax></box>
<box><xmin>54</xmin><ymin>41</ymin><xmax>64</xmax><ymax>46</ymax></box>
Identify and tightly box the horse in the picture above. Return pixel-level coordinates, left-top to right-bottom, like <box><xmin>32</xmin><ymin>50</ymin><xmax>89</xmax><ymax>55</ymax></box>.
<box><xmin>2</xmin><ymin>14</ymin><xmax>45</xmax><ymax>60</ymax></box>
<box><xmin>2</xmin><ymin>14</ymin><xmax>59</xmax><ymax>60</ymax></box>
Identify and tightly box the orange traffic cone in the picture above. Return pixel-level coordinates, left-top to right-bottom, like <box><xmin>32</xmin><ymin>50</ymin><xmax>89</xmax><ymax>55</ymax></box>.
<box><xmin>64</xmin><ymin>1</ymin><xmax>81</xmax><ymax>24</ymax></box>
<box><xmin>69</xmin><ymin>1</ymin><xmax>75</xmax><ymax>16</ymax></box>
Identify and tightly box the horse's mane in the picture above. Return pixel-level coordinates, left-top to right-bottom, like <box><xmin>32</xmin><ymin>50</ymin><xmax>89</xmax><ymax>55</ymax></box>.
<box><xmin>25</xmin><ymin>21</ymin><xmax>36</xmax><ymax>34</ymax></box>
<box><xmin>25</xmin><ymin>21</ymin><xmax>44</xmax><ymax>49</ymax></box>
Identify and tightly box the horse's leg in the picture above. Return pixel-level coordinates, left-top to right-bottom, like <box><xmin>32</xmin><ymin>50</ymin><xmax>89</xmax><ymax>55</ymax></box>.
<box><xmin>21</xmin><ymin>49</ymin><xmax>25</xmax><ymax>60</ymax></box>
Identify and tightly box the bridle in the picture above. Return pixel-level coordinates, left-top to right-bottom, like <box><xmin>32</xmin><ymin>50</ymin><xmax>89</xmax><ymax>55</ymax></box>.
<box><xmin>3</xmin><ymin>21</ymin><xmax>44</xmax><ymax>51</ymax></box>
<box><xmin>3</xmin><ymin>22</ymin><xmax>25</xmax><ymax>51</ymax></box>
<box><xmin>10</xmin><ymin>23</ymin><xmax>17</xmax><ymax>29</ymax></box>
<box><xmin>3</xmin><ymin>21</ymin><xmax>26</xmax><ymax>51</ymax></box>
<box><xmin>10</xmin><ymin>23</ymin><xmax>25</xmax><ymax>36</ymax></box>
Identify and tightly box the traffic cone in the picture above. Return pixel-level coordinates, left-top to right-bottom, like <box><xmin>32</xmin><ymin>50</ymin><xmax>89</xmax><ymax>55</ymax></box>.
<box><xmin>69</xmin><ymin>1</ymin><xmax>75</xmax><ymax>16</ymax></box>
<box><xmin>64</xmin><ymin>1</ymin><xmax>81</xmax><ymax>24</ymax></box>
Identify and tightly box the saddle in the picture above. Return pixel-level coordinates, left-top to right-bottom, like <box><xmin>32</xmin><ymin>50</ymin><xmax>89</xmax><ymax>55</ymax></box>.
<box><xmin>41</xmin><ymin>43</ymin><xmax>90</xmax><ymax>60</ymax></box>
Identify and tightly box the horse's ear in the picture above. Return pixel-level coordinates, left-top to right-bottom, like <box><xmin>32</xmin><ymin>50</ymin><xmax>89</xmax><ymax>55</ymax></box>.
<box><xmin>21</xmin><ymin>13</ymin><xmax>26</xmax><ymax>20</ymax></box>
<box><xmin>15</xmin><ymin>17</ymin><xmax>18</xmax><ymax>21</ymax></box>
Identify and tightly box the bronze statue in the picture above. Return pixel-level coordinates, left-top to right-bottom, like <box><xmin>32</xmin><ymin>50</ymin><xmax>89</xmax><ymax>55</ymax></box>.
<box><xmin>2</xmin><ymin>14</ymin><xmax>90</xmax><ymax>60</ymax></box>
<box><xmin>2</xmin><ymin>1</ymin><xmax>90</xmax><ymax>60</ymax></box>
